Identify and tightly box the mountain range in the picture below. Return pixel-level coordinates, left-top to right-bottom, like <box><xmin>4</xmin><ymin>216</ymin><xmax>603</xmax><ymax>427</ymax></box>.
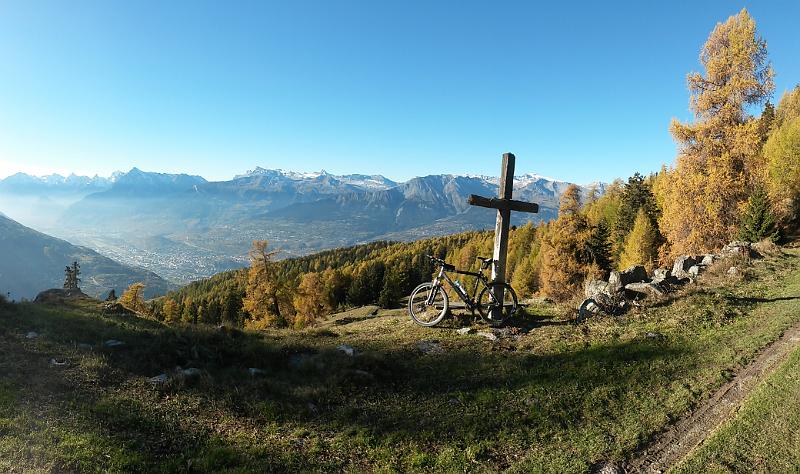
<box><xmin>0</xmin><ymin>167</ymin><xmax>603</xmax><ymax>284</ymax></box>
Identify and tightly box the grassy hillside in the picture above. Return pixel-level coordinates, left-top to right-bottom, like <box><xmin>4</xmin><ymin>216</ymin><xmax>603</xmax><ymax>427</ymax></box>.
<box><xmin>2</xmin><ymin>250</ymin><xmax>800</xmax><ymax>472</ymax></box>
<box><xmin>0</xmin><ymin>215</ymin><xmax>174</xmax><ymax>300</ymax></box>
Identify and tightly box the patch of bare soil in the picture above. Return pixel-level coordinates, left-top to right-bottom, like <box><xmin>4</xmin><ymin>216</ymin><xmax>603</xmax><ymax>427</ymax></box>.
<box><xmin>626</xmin><ymin>321</ymin><xmax>800</xmax><ymax>473</ymax></box>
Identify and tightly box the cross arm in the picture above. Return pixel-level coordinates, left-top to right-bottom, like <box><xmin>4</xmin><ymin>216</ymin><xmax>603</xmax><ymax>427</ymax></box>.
<box><xmin>468</xmin><ymin>194</ymin><xmax>539</xmax><ymax>213</ymax></box>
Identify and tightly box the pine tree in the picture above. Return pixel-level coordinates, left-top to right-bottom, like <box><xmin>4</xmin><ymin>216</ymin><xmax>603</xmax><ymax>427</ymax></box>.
<box><xmin>738</xmin><ymin>185</ymin><xmax>779</xmax><ymax>242</ymax></box>
<box><xmin>586</xmin><ymin>221</ymin><xmax>613</xmax><ymax>274</ymax></box>
<box><xmin>619</xmin><ymin>209</ymin><xmax>659</xmax><ymax>271</ymax></box>
<box><xmin>661</xmin><ymin>9</ymin><xmax>774</xmax><ymax>254</ymax></box>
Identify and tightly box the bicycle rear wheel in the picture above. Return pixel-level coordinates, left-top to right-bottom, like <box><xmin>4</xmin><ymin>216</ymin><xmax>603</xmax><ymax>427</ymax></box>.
<box><xmin>477</xmin><ymin>283</ymin><xmax>518</xmax><ymax>326</ymax></box>
<box><xmin>408</xmin><ymin>282</ymin><xmax>449</xmax><ymax>327</ymax></box>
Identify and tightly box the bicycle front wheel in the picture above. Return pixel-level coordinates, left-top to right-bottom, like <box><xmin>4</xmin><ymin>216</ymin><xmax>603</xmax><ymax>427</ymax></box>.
<box><xmin>408</xmin><ymin>282</ymin><xmax>449</xmax><ymax>327</ymax></box>
<box><xmin>477</xmin><ymin>283</ymin><xmax>518</xmax><ymax>326</ymax></box>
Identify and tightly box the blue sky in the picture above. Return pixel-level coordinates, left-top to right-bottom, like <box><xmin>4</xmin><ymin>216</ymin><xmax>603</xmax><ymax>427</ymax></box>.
<box><xmin>0</xmin><ymin>1</ymin><xmax>797</xmax><ymax>184</ymax></box>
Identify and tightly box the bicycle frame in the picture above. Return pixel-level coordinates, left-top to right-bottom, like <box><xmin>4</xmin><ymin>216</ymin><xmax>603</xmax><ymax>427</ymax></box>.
<box><xmin>428</xmin><ymin>264</ymin><xmax>492</xmax><ymax>312</ymax></box>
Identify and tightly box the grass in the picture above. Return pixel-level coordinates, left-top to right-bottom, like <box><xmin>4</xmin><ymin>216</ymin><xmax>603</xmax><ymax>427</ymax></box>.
<box><xmin>1</xmin><ymin>250</ymin><xmax>800</xmax><ymax>472</ymax></box>
<box><xmin>674</xmin><ymin>336</ymin><xmax>800</xmax><ymax>473</ymax></box>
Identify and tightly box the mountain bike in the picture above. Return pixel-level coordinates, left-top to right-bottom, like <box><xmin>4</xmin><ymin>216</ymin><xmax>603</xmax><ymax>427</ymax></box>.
<box><xmin>408</xmin><ymin>254</ymin><xmax>518</xmax><ymax>327</ymax></box>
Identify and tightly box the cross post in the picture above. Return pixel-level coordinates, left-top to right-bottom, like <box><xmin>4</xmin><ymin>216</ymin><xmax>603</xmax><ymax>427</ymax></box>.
<box><xmin>467</xmin><ymin>152</ymin><xmax>539</xmax><ymax>321</ymax></box>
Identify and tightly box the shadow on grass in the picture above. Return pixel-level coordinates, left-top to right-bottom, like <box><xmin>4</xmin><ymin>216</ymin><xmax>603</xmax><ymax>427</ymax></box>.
<box><xmin>1</xmin><ymin>302</ymin><xmax>698</xmax><ymax>471</ymax></box>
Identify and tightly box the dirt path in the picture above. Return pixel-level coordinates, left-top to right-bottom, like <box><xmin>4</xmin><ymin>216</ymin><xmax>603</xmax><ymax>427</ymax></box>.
<box><xmin>626</xmin><ymin>321</ymin><xmax>800</xmax><ymax>473</ymax></box>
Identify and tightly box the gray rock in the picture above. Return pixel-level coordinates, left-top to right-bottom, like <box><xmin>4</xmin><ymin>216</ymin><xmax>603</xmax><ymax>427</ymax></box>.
<box><xmin>103</xmin><ymin>339</ymin><xmax>125</xmax><ymax>348</ymax></box>
<box><xmin>477</xmin><ymin>331</ymin><xmax>498</xmax><ymax>341</ymax></box>
<box><xmin>672</xmin><ymin>255</ymin><xmax>699</xmax><ymax>279</ymax></box>
<box><xmin>25</xmin><ymin>331</ymin><xmax>39</xmax><ymax>339</ymax></box>
<box><xmin>585</xmin><ymin>279</ymin><xmax>610</xmax><ymax>298</ymax></box>
<box><xmin>722</xmin><ymin>240</ymin><xmax>752</xmax><ymax>258</ymax></box>
<box><xmin>645</xmin><ymin>331</ymin><xmax>665</xmax><ymax>340</ymax></box>
<box><xmin>336</xmin><ymin>344</ymin><xmax>356</xmax><ymax>356</ymax></box>
<box><xmin>456</xmin><ymin>327</ymin><xmax>474</xmax><ymax>335</ymax></box>
<box><xmin>727</xmin><ymin>266</ymin><xmax>740</xmax><ymax>276</ymax></box>
<box><xmin>351</xmin><ymin>369</ymin><xmax>373</xmax><ymax>378</ymax></box>
<box><xmin>577</xmin><ymin>298</ymin><xmax>601</xmax><ymax>322</ymax></box>
<box><xmin>148</xmin><ymin>373</ymin><xmax>169</xmax><ymax>384</ymax></box>
<box><xmin>181</xmin><ymin>368</ymin><xmax>202</xmax><ymax>378</ymax></box>
<box><xmin>607</xmin><ymin>271</ymin><xmax>624</xmax><ymax>294</ymax></box>
<box><xmin>49</xmin><ymin>358</ymin><xmax>69</xmax><ymax>367</ymax></box>
<box><xmin>651</xmin><ymin>268</ymin><xmax>671</xmax><ymax>283</ymax></box>
<box><xmin>625</xmin><ymin>282</ymin><xmax>665</xmax><ymax>297</ymax></box>
<box><xmin>417</xmin><ymin>340</ymin><xmax>444</xmax><ymax>354</ymax></box>
<box><xmin>688</xmin><ymin>265</ymin><xmax>702</xmax><ymax>278</ymax></box>
<box><xmin>701</xmin><ymin>254</ymin><xmax>718</xmax><ymax>266</ymax></box>
<box><xmin>248</xmin><ymin>367</ymin><xmax>267</xmax><ymax>377</ymax></box>
<box><xmin>77</xmin><ymin>343</ymin><xmax>93</xmax><ymax>351</ymax></box>
<box><xmin>619</xmin><ymin>265</ymin><xmax>649</xmax><ymax>286</ymax></box>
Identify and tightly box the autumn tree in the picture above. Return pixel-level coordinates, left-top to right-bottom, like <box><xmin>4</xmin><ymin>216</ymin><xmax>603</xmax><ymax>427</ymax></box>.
<box><xmin>660</xmin><ymin>9</ymin><xmax>774</xmax><ymax>254</ymax></box>
<box><xmin>242</xmin><ymin>241</ymin><xmax>292</xmax><ymax>328</ymax></box>
<box><xmin>538</xmin><ymin>185</ymin><xmax>593</xmax><ymax>301</ymax></box>
<box><xmin>162</xmin><ymin>298</ymin><xmax>181</xmax><ymax>324</ymax></box>
<box><xmin>764</xmin><ymin>86</ymin><xmax>800</xmax><ymax>229</ymax></box>
<box><xmin>119</xmin><ymin>282</ymin><xmax>145</xmax><ymax>312</ymax></box>
<box><xmin>619</xmin><ymin>209</ymin><xmax>660</xmax><ymax>271</ymax></box>
<box><xmin>293</xmin><ymin>272</ymin><xmax>327</xmax><ymax>328</ymax></box>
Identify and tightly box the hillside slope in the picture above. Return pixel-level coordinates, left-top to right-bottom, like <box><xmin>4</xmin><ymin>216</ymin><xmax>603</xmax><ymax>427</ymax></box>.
<box><xmin>0</xmin><ymin>214</ymin><xmax>174</xmax><ymax>300</ymax></box>
<box><xmin>2</xmin><ymin>250</ymin><xmax>799</xmax><ymax>472</ymax></box>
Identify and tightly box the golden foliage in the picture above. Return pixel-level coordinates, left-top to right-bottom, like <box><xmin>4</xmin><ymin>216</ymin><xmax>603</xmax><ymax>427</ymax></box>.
<box><xmin>661</xmin><ymin>9</ymin><xmax>773</xmax><ymax>255</ymax></box>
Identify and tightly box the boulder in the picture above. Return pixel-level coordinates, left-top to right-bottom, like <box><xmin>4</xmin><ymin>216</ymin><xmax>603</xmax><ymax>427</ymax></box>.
<box><xmin>607</xmin><ymin>271</ymin><xmax>624</xmax><ymax>294</ymax></box>
<box><xmin>625</xmin><ymin>282</ymin><xmax>666</xmax><ymax>298</ymax></box>
<box><xmin>34</xmin><ymin>288</ymin><xmax>90</xmax><ymax>304</ymax></box>
<box><xmin>577</xmin><ymin>298</ymin><xmax>601</xmax><ymax>322</ymax></box>
<box><xmin>688</xmin><ymin>265</ymin><xmax>702</xmax><ymax>278</ymax></box>
<box><xmin>585</xmin><ymin>279</ymin><xmax>611</xmax><ymax>299</ymax></box>
<box><xmin>721</xmin><ymin>241</ymin><xmax>753</xmax><ymax>258</ymax></box>
<box><xmin>619</xmin><ymin>265</ymin><xmax>649</xmax><ymax>286</ymax></box>
<box><xmin>672</xmin><ymin>255</ymin><xmax>699</xmax><ymax>279</ymax></box>
<box><xmin>25</xmin><ymin>331</ymin><xmax>39</xmax><ymax>339</ymax></box>
<box><xmin>701</xmin><ymin>254</ymin><xmax>718</xmax><ymax>266</ymax></box>
<box><xmin>651</xmin><ymin>268</ymin><xmax>671</xmax><ymax>284</ymax></box>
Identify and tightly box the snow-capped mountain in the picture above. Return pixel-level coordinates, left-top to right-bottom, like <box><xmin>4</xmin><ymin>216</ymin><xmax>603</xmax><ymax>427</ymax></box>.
<box><xmin>0</xmin><ymin>166</ymin><xmax>604</xmax><ymax>283</ymax></box>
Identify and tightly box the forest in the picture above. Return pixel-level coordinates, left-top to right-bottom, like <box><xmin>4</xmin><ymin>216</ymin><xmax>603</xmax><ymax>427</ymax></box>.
<box><xmin>121</xmin><ymin>9</ymin><xmax>800</xmax><ymax>330</ymax></box>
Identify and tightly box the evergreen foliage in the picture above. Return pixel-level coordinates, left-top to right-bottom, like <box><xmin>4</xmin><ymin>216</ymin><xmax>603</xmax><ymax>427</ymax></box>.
<box><xmin>738</xmin><ymin>186</ymin><xmax>779</xmax><ymax>242</ymax></box>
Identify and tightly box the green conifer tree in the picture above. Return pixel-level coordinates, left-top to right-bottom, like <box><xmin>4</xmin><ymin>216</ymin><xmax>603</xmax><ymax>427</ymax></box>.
<box><xmin>738</xmin><ymin>185</ymin><xmax>779</xmax><ymax>242</ymax></box>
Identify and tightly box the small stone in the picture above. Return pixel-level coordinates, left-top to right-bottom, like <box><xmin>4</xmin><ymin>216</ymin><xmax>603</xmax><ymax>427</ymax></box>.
<box><xmin>646</xmin><ymin>332</ymin><xmax>665</xmax><ymax>340</ymax></box>
<box><xmin>77</xmin><ymin>343</ymin><xmax>93</xmax><ymax>351</ymax></box>
<box><xmin>148</xmin><ymin>373</ymin><xmax>169</xmax><ymax>384</ymax></box>
<box><xmin>727</xmin><ymin>266</ymin><xmax>740</xmax><ymax>276</ymax></box>
<box><xmin>477</xmin><ymin>331</ymin><xmax>498</xmax><ymax>341</ymax></box>
<box><xmin>248</xmin><ymin>368</ymin><xmax>267</xmax><ymax>377</ymax></box>
<box><xmin>456</xmin><ymin>327</ymin><xmax>474</xmax><ymax>335</ymax></box>
<box><xmin>103</xmin><ymin>339</ymin><xmax>125</xmax><ymax>348</ymax></box>
<box><xmin>417</xmin><ymin>340</ymin><xmax>444</xmax><ymax>354</ymax></box>
<box><xmin>181</xmin><ymin>368</ymin><xmax>202</xmax><ymax>378</ymax></box>
<box><xmin>49</xmin><ymin>358</ymin><xmax>69</xmax><ymax>367</ymax></box>
<box><xmin>25</xmin><ymin>331</ymin><xmax>39</xmax><ymax>339</ymax></box>
<box><xmin>591</xmin><ymin>461</ymin><xmax>624</xmax><ymax>474</ymax></box>
<box><xmin>336</xmin><ymin>344</ymin><xmax>356</xmax><ymax>356</ymax></box>
<box><xmin>351</xmin><ymin>369</ymin><xmax>373</xmax><ymax>378</ymax></box>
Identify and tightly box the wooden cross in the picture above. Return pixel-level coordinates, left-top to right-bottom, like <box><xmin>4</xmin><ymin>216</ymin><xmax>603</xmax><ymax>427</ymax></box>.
<box><xmin>468</xmin><ymin>152</ymin><xmax>539</xmax><ymax>319</ymax></box>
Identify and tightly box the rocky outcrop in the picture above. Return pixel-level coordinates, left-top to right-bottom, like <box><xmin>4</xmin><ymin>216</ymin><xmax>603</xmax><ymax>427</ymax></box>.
<box><xmin>576</xmin><ymin>241</ymin><xmax>758</xmax><ymax>322</ymax></box>
<box><xmin>34</xmin><ymin>288</ymin><xmax>90</xmax><ymax>303</ymax></box>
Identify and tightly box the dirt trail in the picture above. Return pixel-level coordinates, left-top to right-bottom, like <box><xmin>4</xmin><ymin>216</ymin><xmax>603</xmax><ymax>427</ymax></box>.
<box><xmin>626</xmin><ymin>321</ymin><xmax>800</xmax><ymax>473</ymax></box>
